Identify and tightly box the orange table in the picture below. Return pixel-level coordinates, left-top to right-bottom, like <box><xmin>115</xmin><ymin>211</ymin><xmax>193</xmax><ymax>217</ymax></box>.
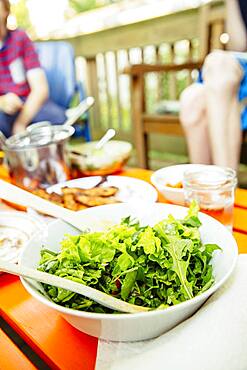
<box><xmin>0</xmin><ymin>329</ymin><xmax>36</xmax><ymax>370</ymax></box>
<box><xmin>0</xmin><ymin>168</ymin><xmax>247</xmax><ymax>369</ymax></box>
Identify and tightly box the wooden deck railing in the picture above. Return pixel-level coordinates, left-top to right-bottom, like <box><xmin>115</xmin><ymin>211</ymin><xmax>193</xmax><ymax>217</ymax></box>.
<box><xmin>58</xmin><ymin>1</ymin><xmax>225</xmax><ymax>144</ymax></box>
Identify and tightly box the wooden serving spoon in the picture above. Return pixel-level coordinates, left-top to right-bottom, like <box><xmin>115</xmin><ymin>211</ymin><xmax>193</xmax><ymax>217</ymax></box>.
<box><xmin>0</xmin><ymin>179</ymin><xmax>101</xmax><ymax>231</ymax></box>
<box><xmin>0</xmin><ymin>260</ymin><xmax>149</xmax><ymax>313</ymax></box>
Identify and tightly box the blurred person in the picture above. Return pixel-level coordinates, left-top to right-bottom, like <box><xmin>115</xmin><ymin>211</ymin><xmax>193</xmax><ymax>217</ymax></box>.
<box><xmin>0</xmin><ymin>0</ymin><xmax>66</xmax><ymax>137</ymax></box>
<box><xmin>180</xmin><ymin>0</ymin><xmax>247</xmax><ymax>170</ymax></box>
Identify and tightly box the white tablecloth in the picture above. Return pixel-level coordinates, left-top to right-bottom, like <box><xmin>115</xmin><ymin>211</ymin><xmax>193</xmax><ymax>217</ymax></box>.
<box><xmin>96</xmin><ymin>254</ymin><xmax>247</xmax><ymax>370</ymax></box>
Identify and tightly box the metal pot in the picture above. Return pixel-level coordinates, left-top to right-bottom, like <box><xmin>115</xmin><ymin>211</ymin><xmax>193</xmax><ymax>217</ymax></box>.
<box><xmin>2</xmin><ymin>125</ymin><xmax>75</xmax><ymax>189</ymax></box>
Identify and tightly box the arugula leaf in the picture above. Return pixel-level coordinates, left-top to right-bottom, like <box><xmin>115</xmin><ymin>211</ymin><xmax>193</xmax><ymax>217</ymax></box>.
<box><xmin>183</xmin><ymin>200</ymin><xmax>202</xmax><ymax>228</ymax></box>
<box><xmin>121</xmin><ymin>270</ymin><xmax>138</xmax><ymax>300</ymax></box>
<box><xmin>165</xmin><ymin>238</ymin><xmax>194</xmax><ymax>299</ymax></box>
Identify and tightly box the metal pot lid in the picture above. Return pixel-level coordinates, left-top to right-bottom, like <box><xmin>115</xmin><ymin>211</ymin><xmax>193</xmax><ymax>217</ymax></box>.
<box><xmin>5</xmin><ymin>125</ymin><xmax>75</xmax><ymax>150</ymax></box>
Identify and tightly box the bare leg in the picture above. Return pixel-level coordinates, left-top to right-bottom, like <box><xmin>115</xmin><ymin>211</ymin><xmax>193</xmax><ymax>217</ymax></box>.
<box><xmin>180</xmin><ymin>83</ymin><xmax>211</xmax><ymax>164</ymax></box>
<box><xmin>227</xmin><ymin>98</ymin><xmax>242</xmax><ymax>169</ymax></box>
<box><xmin>203</xmin><ymin>51</ymin><xmax>243</xmax><ymax>170</ymax></box>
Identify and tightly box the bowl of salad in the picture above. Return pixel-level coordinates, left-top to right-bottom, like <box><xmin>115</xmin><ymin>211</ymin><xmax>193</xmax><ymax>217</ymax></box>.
<box><xmin>69</xmin><ymin>140</ymin><xmax>132</xmax><ymax>176</ymax></box>
<box><xmin>151</xmin><ymin>164</ymin><xmax>205</xmax><ymax>205</ymax></box>
<box><xmin>19</xmin><ymin>202</ymin><xmax>237</xmax><ymax>341</ymax></box>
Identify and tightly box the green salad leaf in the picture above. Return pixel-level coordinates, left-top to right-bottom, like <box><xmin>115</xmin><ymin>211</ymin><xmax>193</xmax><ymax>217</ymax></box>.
<box><xmin>37</xmin><ymin>203</ymin><xmax>221</xmax><ymax>313</ymax></box>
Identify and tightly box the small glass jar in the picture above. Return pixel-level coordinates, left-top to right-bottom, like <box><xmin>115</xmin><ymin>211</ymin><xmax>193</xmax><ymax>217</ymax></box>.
<box><xmin>183</xmin><ymin>166</ymin><xmax>237</xmax><ymax>231</ymax></box>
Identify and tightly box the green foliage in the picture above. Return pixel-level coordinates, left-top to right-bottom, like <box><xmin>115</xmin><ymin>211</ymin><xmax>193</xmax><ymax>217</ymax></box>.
<box><xmin>69</xmin><ymin>0</ymin><xmax>97</xmax><ymax>13</ymax></box>
<box><xmin>69</xmin><ymin>0</ymin><xmax>122</xmax><ymax>13</ymax></box>
<box><xmin>11</xmin><ymin>0</ymin><xmax>31</xmax><ymax>31</ymax></box>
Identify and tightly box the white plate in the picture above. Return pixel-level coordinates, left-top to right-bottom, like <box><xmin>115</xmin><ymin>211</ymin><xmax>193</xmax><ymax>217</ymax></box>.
<box><xmin>47</xmin><ymin>176</ymin><xmax>158</xmax><ymax>205</ymax></box>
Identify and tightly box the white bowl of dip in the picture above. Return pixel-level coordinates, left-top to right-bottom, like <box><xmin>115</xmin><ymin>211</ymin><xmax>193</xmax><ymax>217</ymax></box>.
<box><xmin>0</xmin><ymin>211</ymin><xmax>45</xmax><ymax>264</ymax></box>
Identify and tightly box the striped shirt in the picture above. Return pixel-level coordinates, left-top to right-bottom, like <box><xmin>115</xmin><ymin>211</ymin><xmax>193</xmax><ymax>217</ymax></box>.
<box><xmin>0</xmin><ymin>29</ymin><xmax>41</xmax><ymax>98</ymax></box>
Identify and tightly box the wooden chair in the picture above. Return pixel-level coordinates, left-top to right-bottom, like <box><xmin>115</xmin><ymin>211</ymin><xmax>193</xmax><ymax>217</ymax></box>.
<box><xmin>124</xmin><ymin>2</ymin><xmax>226</xmax><ymax>168</ymax></box>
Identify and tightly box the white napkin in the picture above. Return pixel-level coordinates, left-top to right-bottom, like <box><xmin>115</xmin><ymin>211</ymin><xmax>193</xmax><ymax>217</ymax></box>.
<box><xmin>96</xmin><ymin>254</ymin><xmax>247</xmax><ymax>370</ymax></box>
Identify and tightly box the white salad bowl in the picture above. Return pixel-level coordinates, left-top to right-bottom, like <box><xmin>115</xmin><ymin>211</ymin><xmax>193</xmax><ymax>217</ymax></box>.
<box><xmin>19</xmin><ymin>203</ymin><xmax>238</xmax><ymax>342</ymax></box>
